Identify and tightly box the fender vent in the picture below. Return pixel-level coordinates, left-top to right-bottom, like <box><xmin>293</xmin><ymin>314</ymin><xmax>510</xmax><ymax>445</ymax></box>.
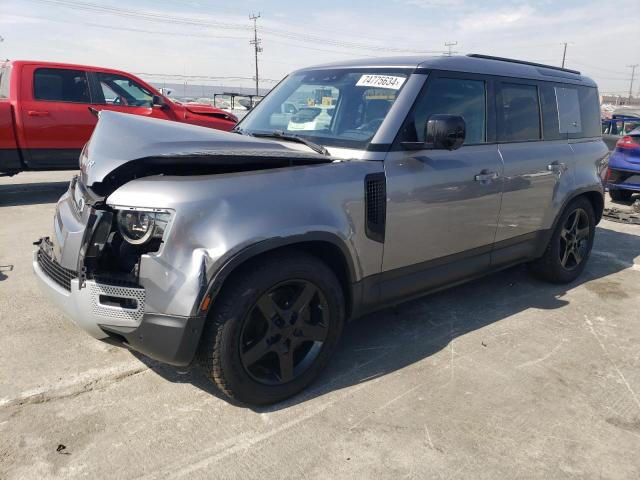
<box><xmin>365</xmin><ymin>173</ymin><xmax>386</xmax><ymax>242</ymax></box>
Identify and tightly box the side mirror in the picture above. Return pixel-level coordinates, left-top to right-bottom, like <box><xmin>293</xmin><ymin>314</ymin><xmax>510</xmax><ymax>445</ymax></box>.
<box><xmin>152</xmin><ymin>95</ymin><xmax>166</xmax><ymax>108</ymax></box>
<box><xmin>424</xmin><ymin>114</ymin><xmax>466</xmax><ymax>150</ymax></box>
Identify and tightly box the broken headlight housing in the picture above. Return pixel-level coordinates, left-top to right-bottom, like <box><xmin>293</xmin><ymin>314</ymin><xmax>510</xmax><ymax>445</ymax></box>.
<box><xmin>116</xmin><ymin>209</ymin><xmax>171</xmax><ymax>245</ymax></box>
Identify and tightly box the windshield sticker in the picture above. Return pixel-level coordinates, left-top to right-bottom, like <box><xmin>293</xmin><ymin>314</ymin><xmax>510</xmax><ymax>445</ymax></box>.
<box><xmin>356</xmin><ymin>75</ymin><xmax>406</xmax><ymax>90</ymax></box>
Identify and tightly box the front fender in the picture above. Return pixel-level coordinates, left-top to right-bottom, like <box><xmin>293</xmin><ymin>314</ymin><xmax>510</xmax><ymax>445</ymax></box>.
<box><xmin>107</xmin><ymin>160</ymin><xmax>384</xmax><ymax>317</ymax></box>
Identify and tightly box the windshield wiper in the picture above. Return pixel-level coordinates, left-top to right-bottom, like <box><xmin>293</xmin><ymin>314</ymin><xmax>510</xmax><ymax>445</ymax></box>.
<box><xmin>252</xmin><ymin>130</ymin><xmax>330</xmax><ymax>156</ymax></box>
<box><xmin>232</xmin><ymin>126</ymin><xmax>250</xmax><ymax>135</ymax></box>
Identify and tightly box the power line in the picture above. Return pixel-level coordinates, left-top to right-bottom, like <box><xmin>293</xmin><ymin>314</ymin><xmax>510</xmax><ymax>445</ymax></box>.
<box><xmin>134</xmin><ymin>72</ymin><xmax>280</xmax><ymax>83</ymax></box>
<box><xmin>249</xmin><ymin>13</ymin><xmax>262</xmax><ymax>96</ymax></box>
<box><xmin>568</xmin><ymin>58</ymin><xmax>631</xmax><ymax>76</ymax></box>
<box><xmin>12</xmin><ymin>13</ymin><xmax>379</xmax><ymax>59</ymax></box>
<box><xmin>25</xmin><ymin>0</ymin><xmax>438</xmax><ymax>54</ymax></box>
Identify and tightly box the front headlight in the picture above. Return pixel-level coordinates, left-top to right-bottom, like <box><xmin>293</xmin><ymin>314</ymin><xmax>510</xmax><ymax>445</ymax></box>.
<box><xmin>117</xmin><ymin>210</ymin><xmax>170</xmax><ymax>245</ymax></box>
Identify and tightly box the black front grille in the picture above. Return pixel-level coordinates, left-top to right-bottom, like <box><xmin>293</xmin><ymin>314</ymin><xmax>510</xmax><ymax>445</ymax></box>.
<box><xmin>365</xmin><ymin>172</ymin><xmax>386</xmax><ymax>243</ymax></box>
<box><xmin>37</xmin><ymin>244</ymin><xmax>77</xmax><ymax>291</ymax></box>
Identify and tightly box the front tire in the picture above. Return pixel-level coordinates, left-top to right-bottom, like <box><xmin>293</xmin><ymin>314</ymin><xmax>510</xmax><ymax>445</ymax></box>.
<box><xmin>529</xmin><ymin>197</ymin><xmax>595</xmax><ymax>284</ymax></box>
<box><xmin>610</xmin><ymin>189</ymin><xmax>633</xmax><ymax>202</ymax></box>
<box><xmin>199</xmin><ymin>251</ymin><xmax>345</xmax><ymax>405</ymax></box>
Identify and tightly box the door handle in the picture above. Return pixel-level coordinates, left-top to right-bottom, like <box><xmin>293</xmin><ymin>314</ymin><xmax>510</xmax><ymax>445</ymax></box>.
<box><xmin>547</xmin><ymin>162</ymin><xmax>567</xmax><ymax>173</ymax></box>
<box><xmin>27</xmin><ymin>110</ymin><xmax>50</xmax><ymax>117</ymax></box>
<box><xmin>474</xmin><ymin>171</ymin><xmax>499</xmax><ymax>182</ymax></box>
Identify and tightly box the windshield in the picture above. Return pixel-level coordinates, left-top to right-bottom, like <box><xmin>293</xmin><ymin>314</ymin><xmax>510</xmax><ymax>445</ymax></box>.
<box><xmin>238</xmin><ymin>68</ymin><xmax>411</xmax><ymax>149</ymax></box>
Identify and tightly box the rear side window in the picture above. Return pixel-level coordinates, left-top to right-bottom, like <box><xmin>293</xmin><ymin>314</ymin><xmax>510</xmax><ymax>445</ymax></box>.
<box><xmin>499</xmin><ymin>84</ymin><xmax>541</xmax><ymax>142</ymax></box>
<box><xmin>555</xmin><ymin>86</ymin><xmax>581</xmax><ymax>134</ymax></box>
<box><xmin>33</xmin><ymin>68</ymin><xmax>90</xmax><ymax>103</ymax></box>
<box><xmin>539</xmin><ymin>84</ymin><xmax>561</xmax><ymax>140</ymax></box>
<box><xmin>0</xmin><ymin>65</ymin><xmax>11</xmax><ymax>99</ymax></box>
<box><xmin>401</xmin><ymin>77</ymin><xmax>486</xmax><ymax>144</ymax></box>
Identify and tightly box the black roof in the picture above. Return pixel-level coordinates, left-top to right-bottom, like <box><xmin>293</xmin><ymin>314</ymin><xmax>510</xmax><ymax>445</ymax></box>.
<box><xmin>299</xmin><ymin>54</ymin><xmax>597</xmax><ymax>87</ymax></box>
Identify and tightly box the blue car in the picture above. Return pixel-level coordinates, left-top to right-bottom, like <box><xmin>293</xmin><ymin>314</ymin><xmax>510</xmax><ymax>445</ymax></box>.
<box><xmin>606</xmin><ymin>126</ymin><xmax>640</xmax><ymax>201</ymax></box>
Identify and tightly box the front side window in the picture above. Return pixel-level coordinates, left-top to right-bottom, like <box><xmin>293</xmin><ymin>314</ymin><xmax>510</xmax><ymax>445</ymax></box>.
<box><xmin>400</xmin><ymin>77</ymin><xmax>486</xmax><ymax>145</ymax></box>
<box><xmin>238</xmin><ymin>69</ymin><xmax>410</xmax><ymax>149</ymax></box>
<box><xmin>500</xmin><ymin>84</ymin><xmax>541</xmax><ymax>142</ymax></box>
<box><xmin>96</xmin><ymin>72</ymin><xmax>153</xmax><ymax>107</ymax></box>
<box><xmin>33</xmin><ymin>68</ymin><xmax>90</xmax><ymax>103</ymax></box>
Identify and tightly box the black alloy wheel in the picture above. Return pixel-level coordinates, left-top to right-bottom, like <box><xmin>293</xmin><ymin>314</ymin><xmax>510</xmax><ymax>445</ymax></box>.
<box><xmin>558</xmin><ymin>208</ymin><xmax>590</xmax><ymax>271</ymax></box>
<box><xmin>239</xmin><ymin>279</ymin><xmax>329</xmax><ymax>385</ymax></box>
<box><xmin>528</xmin><ymin>196</ymin><xmax>595</xmax><ymax>284</ymax></box>
<box><xmin>199</xmin><ymin>251</ymin><xmax>345</xmax><ymax>405</ymax></box>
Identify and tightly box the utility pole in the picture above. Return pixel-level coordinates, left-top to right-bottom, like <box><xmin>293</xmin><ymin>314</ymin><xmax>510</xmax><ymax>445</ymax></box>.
<box><xmin>627</xmin><ymin>64</ymin><xmax>639</xmax><ymax>103</ymax></box>
<box><xmin>249</xmin><ymin>13</ymin><xmax>262</xmax><ymax>97</ymax></box>
<box><xmin>561</xmin><ymin>42</ymin><xmax>568</xmax><ymax>68</ymax></box>
<box><xmin>444</xmin><ymin>41</ymin><xmax>457</xmax><ymax>56</ymax></box>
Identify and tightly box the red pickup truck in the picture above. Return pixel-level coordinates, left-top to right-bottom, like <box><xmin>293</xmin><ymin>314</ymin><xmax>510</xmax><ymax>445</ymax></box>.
<box><xmin>0</xmin><ymin>60</ymin><xmax>237</xmax><ymax>175</ymax></box>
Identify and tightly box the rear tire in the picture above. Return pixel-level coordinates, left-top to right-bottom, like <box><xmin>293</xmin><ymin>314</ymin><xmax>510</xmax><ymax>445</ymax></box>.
<box><xmin>610</xmin><ymin>189</ymin><xmax>633</xmax><ymax>202</ymax></box>
<box><xmin>199</xmin><ymin>251</ymin><xmax>345</xmax><ymax>405</ymax></box>
<box><xmin>529</xmin><ymin>197</ymin><xmax>595</xmax><ymax>284</ymax></box>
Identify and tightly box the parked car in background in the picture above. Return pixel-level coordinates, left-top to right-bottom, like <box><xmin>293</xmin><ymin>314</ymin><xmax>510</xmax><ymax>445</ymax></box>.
<box><xmin>34</xmin><ymin>54</ymin><xmax>606</xmax><ymax>405</ymax></box>
<box><xmin>602</xmin><ymin>107</ymin><xmax>640</xmax><ymax>151</ymax></box>
<box><xmin>0</xmin><ymin>60</ymin><xmax>237</xmax><ymax>175</ymax></box>
<box><xmin>605</xmin><ymin>126</ymin><xmax>640</xmax><ymax>201</ymax></box>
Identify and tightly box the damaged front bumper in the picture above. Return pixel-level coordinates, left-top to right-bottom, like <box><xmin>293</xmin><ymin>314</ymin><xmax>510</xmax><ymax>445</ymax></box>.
<box><xmin>33</xmin><ymin>236</ymin><xmax>204</xmax><ymax>367</ymax></box>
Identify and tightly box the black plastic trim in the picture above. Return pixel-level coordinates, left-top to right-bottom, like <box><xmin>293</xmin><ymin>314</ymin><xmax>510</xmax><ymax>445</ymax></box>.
<box><xmin>466</xmin><ymin>54</ymin><xmax>581</xmax><ymax>75</ymax></box>
<box><xmin>23</xmin><ymin>148</ymin><xmax>81</xmax><ymax>169</ymax></box>
<box><xmin>193</xmin><ymin>232</ymin><xmax>358</xmax><ymax>318</ymax></box>
<box><xmin>366</xmin><ymin>143</ymin><xmax>392</xmax><ymax>152</ymax></box>
<box><xmin>0</xmin><ymin>148</ymin><xmax>23</xmax><ymax>174</ymax></box>
<box><xmin>350</xmin><ymin>230</ymin><xmax>551</xmax><ymax>320</ymax></box>
<box><xmin>553</xmin><ymin>187</ymin><xmax>605</xmax><ymax>226</ymax></box>
<box><xmin>364</xmin><ymin>172</ymin><xmax>386</xmax><ymax>243</ymax></box>
<box><xmin>100</xmin><ymin>313</ymin><xmax>206</xmax><ymax>367</ymax></box>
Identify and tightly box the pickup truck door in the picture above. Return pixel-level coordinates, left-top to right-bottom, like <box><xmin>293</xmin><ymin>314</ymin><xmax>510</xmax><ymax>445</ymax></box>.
<box><xmin>19</xmin><ymin>65</ymin><xmax>96</xmax><ymax>168</ymax></box>
<box><xmin>88</xmin><ymin>71</ymin><xmax>175</xmax><ymax>121</ymax></box>
<box><xmin>379</xmin><ymin>74</ymin><xmax>503</xmax><ymax>303</ymax></box>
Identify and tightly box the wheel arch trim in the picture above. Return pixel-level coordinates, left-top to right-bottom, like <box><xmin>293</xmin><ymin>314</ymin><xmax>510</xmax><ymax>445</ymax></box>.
<box><xmin>556</xmin><ymin>187</ymin><xmax>605</xmax><ymax>227</ymax></box>
<box><xmin>191</xmin><ymin>231</ymin><xmax>359</xmax><ymax>318</ymax></box>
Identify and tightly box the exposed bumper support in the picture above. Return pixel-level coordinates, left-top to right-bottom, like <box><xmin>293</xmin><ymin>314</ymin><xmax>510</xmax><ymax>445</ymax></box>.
<box><xmin>33</xmin><ymin>248</ymin><xmax>204</xmax><ymax>367</ymax></box>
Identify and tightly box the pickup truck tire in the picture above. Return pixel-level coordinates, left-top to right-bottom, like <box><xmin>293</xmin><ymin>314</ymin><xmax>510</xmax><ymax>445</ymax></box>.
<box><xmin>199</xmin><ymin>251</ymin><xmax>345</xmax><ymax>405</ymax></box>
<box><xmin>529</xmin><ymin>196</ymin><xmax>595</xmax><ymax>284</ymax></box>
<box><xmin>609</xmin><ymin>189</ymin><xmax>633</xmax><ymax>202</ymax></box>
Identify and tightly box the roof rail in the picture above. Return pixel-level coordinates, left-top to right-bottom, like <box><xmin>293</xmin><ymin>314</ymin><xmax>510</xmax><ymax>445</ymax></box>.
<box><xmin>467</xmin><ymin>54</ymin><xmax>581</xmax><ymax>75</ymax></box>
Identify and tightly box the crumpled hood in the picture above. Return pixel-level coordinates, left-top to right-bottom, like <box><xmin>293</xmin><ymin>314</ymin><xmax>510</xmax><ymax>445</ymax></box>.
<box><xmin>81</xmin><ymin>110</ymin><xmax>330</xmax><ymax>195</ymax></box>
<box><xmin>183</xmin><ymin>103</ymin><xmax>236</xmax><ymax>121</ymax></box>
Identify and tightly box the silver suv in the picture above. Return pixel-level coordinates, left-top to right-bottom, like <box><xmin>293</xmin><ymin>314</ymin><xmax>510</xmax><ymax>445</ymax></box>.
<box><xmin>34</xmin><ymin>55</ymin><xmax>607</xmax><ymax>405</ymax></box>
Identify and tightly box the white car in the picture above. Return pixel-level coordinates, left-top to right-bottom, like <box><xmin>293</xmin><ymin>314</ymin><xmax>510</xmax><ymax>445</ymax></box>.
<box><xmin>287</xmin><ymin>105</ymin><xmax>334</xmax><ymax>131</ymax></box>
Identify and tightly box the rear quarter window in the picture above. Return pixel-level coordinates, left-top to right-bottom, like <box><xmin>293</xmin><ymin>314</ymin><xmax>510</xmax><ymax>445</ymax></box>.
<box><xmin>555</xmin><ymin>86</ymin><xmax>581</xmax><ymax>134</ymax></box>
<box><xmin>577</xmin><ymin>86</ymin><xmax>601</xmax><ymax>138</ymax></box>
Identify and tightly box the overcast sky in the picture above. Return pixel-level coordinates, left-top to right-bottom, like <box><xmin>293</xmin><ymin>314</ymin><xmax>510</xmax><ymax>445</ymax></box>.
<box><xmin>1</xmin><ymin>0</ymin><xmax>637</xmax><ymax>95</ymax></box>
